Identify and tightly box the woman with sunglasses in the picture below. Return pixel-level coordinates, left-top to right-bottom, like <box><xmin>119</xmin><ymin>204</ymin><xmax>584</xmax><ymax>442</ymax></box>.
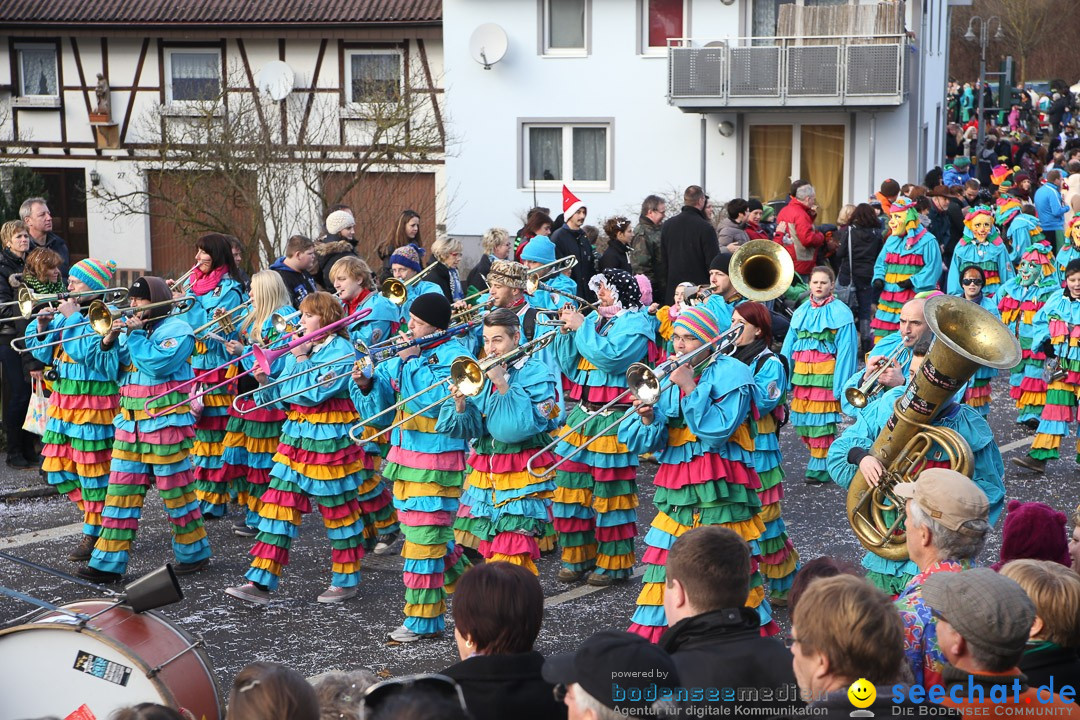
<box><xmin>954</xmin><ymin>265</ymin><xmax>1002</xmax><ymax>418</ymax></box>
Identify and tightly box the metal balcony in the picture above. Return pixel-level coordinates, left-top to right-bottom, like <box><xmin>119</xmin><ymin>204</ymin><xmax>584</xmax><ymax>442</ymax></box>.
<box><xmin>667</xmin><ymin>35</ymin><xmax>908</xmax><ymax>110</ymax></box>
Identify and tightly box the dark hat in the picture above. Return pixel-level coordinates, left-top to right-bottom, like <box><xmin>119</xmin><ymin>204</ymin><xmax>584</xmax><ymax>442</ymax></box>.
<box><xmin>710</xmin><ymin>252</ymin><xmax>732</xmax><ymax>274</ymax></box>
<box><xmin>542</xmin><ymin>631</ymin><xmax>680</xmax><ymax>713</ymax></box>
<box><xmin>128</xmin><ymin>276</ymin><xmax>173</xmax><ymax>321</ymax></box>
<box><xmin>953</xmin><ymin>156</ymin><xmax>971</xmax><ymax>168</ymax></box>
<box><xmin>990</xmin><ymin>500</ymin><xmax>1071</xmax><ymax>571</ymax></box>
<box><xmin>927</xmin><ymin>185</ymin><xmax>955</xmax><ymax>198</ymax></box>
<box><xmin>747</xmin><ymin>199</ymin><xmax>764</xmax><ymax>212</ymax></box>
<box><xmin>410</xmin><ymin>292</ymin><xmax>451</xmax><ymax>331</ymax></box>
<box><xmin>923</xmin><ymin>568</ymin><xmax>1035</xmax><ymax>659</ymax></box>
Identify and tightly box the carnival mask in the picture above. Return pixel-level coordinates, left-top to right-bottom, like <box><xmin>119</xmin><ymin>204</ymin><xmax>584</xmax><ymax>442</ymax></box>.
<box><xmin>1070</xmin><ymin>222</ymin><xmax>1080</xmax><ymax>247</ymax></box>
<box><xmin>970</xmin><ymin>215</ymin><xmax>993</xmax><ymax>242</ymax></box>
<box><xmin>1018</xmin><ymin>261</ymin><xmax>1036</xmax><ymax>284</ymax></box>
<box><xmin>888</xmin><ymin>212</ymin><xmax>907</xmax><ymax>236</ymax></box>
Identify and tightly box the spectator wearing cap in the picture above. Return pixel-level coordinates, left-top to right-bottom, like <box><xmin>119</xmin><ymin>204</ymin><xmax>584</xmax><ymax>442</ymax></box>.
<box><xmin>1000</xmin><ymin>559</ymin><xmax>1080</xmax><ymax>692</ymax></box>
<box><xmin>387</xmin><ymin>244</ymin><xmax>441</xmax><ymax>320</ymax></box>
<box><xmin>992</xmin><ymin>501</ymin><xmax>1072</xmax><ymax>570</ymax></box>
<box><xmin>315</xmin><ymin>209</ymin><xmax>358</xmax><ymax>291</ymax></box>
<box><xmin>542</xmin><ymin>630</ymin><xmax>680</xmax><ymax>720</ymax></box>
<box><xmin>925</xmin><ymin>568</ymin><xmax>1078</xmax><ymax>711</ymax></box>
<box><xmin>551</xmin><ymin>186</ymin><xmax>597</xmax><ymax>304</ymax></box>
<box><xmin>893</xmin><ymin>469</ymin><xmax>991</xmax><ymax>689</ymax></box>
<box><xmin>631</xmin><ymin>195</ymin><xmax>666</xmax><ymax>303</ymax></box>
<box><xmin>942</xmin><ymin>157</ymin><xmax>972</xmax><ymax>187</ymax></box>
<box><xmin>660</xmin><ymin>185</ymin><xmax>720</xmax><ymax>304</ymax></box>
<box><xmin>745</xmin><ymin>199</ymin><xmax>771</xmax><ymax>240</ymax></box>
<box><xmin>790</xmin><ymin>574</ymin><xmax>923</xmax><ymax>716</ymax></box>
<box><xmin>658</xmin><ymin>527</ymin><xmax>798</xmax><ymax>715</ymax></box>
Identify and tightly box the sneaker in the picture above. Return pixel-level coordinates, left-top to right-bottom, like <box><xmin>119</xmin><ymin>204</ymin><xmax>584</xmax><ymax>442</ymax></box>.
<box><xmin>68</xmin><ymin>534</ymin><xmax>97</xmax><ymax>562</ymax></box>
<box><xmin>5</xmin><ymin>455</ymin><xmax>33</xmax><ymax>470</ymax></box>
<box><xmin>557</xmin><ymin>567</ymin><xmax>588</xmax><ymax>583</ymax></box>
<box><xmin>75</xmin><ymin>566</ymin><xmax>123</xmax><ymax>584</ymax></box>
<box><xmin>1011</xmin><ymin>456</ymin><xmax>1046</xmax><ymax>474</ymax></box>
<box><xmin>317</xmin><ymin>585</ymin><xmax>358</xmax><ymax>604</ymax></box>
<box><xmin>387</xmin><ymin>624</ymin><xmax>442</xmax><ymax>643</ymax></box>
<box><xmin>373</xmin><ymin>532</ymin><xmax>401</xmax><ymax>555</ymax></box>
<box><xmin>232</xmin><ymin>523</ymin><xmax>258</xmax><ymax>538</ymax></box>
<box><xmin>173</xmin><ymin>558</ymin><xmax>210</xmax><ymax>575</ymax></box>
<box><xmin>225</xmin><ymin>582</ymin><xmax>271</xmax><ymax>606</ymax></box>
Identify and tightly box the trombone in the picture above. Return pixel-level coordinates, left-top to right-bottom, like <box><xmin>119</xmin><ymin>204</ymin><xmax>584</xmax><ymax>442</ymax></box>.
<box><xmin>524</xmin><ymin>277</ymin><xmax>598</xmax><ymax>314</ymax></box>
<box><xmin>349</xmin><ymin>330</ymin><xmax>558</xmax><ymax>444</ymax></box>
<box><xmin>192</xmin><ymin>299</ymin><xmax>253</xmax><ymax>339</ymax></box>
<box><xmin>525</xmin><ymin>255</ymin><xmax>577</xmax><ymax>281</ymax></box>
<box><xmin>381</xmin><ymin>262</ymin><xmax>439</xmax><ymax>306</ymax></box>
<box><xmin>272</xmin><ymin>309</ymin><xmax>300</xmax><ymax>334</ymax></box>
<box><xmin>450</xmin><ymin>298</ymin><xmax>493</xmax><ymax>324</ymax></box>
<box><xmin>169</xmin><ymin>264</ymin><xmax>199</xmax><ymax>294</ymax></box>
<box><xmin>13</xmin><ymin>296</ymin><xmax>197</xmax><ymax>353</ymax></box>
<box><xmin>845</xmin><ymin>344</ymin><xmax>908</xmax><ymax>410</ymax></box>
<box><xmin>0</xmin><ymin>286</ymin><xmax>129</xmax><ymax>322</ymax></box>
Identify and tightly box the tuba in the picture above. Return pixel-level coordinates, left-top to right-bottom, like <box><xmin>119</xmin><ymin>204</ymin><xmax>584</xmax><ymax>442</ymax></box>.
<box><xmin>846</xmin><ymin>295</ymin><xmax>1021</xmax><ymax>561</ymax></box>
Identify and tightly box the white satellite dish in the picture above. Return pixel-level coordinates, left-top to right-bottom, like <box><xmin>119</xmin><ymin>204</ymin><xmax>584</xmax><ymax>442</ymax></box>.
<box><xmin>469</xmin><ymin>24</ymin><xmax>509</xmax><ymax>70</ymax></box>
<box><xmin>256</xmin><ymin>60</ymin><xmax>295</xmax><ymax>101</ymax></box>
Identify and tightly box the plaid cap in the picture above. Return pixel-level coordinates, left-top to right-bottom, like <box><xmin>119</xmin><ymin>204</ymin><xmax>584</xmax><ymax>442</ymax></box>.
<box><xmin>923</xmin><ymin>568</ymin><xmax>1034</xmax><ymax>659</ymax></box>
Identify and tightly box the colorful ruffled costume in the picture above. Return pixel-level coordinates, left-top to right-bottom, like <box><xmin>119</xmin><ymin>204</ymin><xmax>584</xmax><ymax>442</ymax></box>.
<box><xmin>780</xmin><ymin>296</ymin><xmax>857</xmax><ymax>483</ymax></box>
<box><xmin>946</xmin><ymin>207</ymin><xmax>1013</xmax><ymax>298</ymax></box>
<box><xmin>871</xmin><ymin>199</ymin><xmax>942</xmax><ymax>341</ymax></box>
<box><xmin>24</xmin><ymin>308</ymin><xmax>119</xmax><ymax>542</ymax></box>
<box><xmin>351</xmin><ymin>332</ymin><xmax>474</xmax><ymax>636</ymax></box>
<box><xmin>955</xmin><ymin>292</ymin><xmax>1002</xmax><ymax>417</ymax></box>
<box><xmin>838</xmin><ymin>331</ymin><xmax>912</xmax><ymax>419</ymax></box>
<box><xmin>435</xmin><ymin>355</ymin><xmax>560</xmax><ymax>574</ymax></box>
<box><xmin>1055</xmin><ymin>219</ymin><xmax>1080</xmax><ymax>279</ymax></box>
<box><xmin>244</xmin><ymin>334</ymin><xmax>367</xmax><ymax>592</ymax></box>
<box><xmin>1024</xmin><ymin>289</ymin><xmax>1080</xmax><ymax>464</ymax></box>
<box><xmin>996</xmin><ymin>199</ymin><xmax>1045</xmax><ymax>265</ymax></box>
<box><xmin>827</xmin><ymin>385</ymin><xmax>1004</xmax><ymax>595</ymax></box>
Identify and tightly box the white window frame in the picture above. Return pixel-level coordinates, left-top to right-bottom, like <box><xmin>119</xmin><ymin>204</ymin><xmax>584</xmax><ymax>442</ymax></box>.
<box><xmin>540</xmin><ymin>0</ymin><xmax>591</xmax><ymax>57</ymax></box>
<box><xmin>520</xmin><ymin>119</ymin><xmax>613</xmax><ymax>192</ymax></box>
<box><xmin>164</xmin><ymin>47</ymin><xmax>222</xmax><ymax>106</ymax></box>
<box><xmin>13</xmin><ymin>42</ymin><xmax>61</xmax><ymax>108</ymax></box>
<box><xmin>640</xmin><ymin>0</ymin><xmax>689</xmax><ymax>57</ymax></box>
<box><xmin>344</xmin><ymin>48</ymin><xmax>405</xmax><ymax>106</ymax></box>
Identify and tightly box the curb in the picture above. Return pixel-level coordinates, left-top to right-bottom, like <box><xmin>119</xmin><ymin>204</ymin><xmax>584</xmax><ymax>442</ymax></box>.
<box><xmin>0</xmin><ymin>484</ymin><xmax>58</xmax><ymax>502</ymax></box>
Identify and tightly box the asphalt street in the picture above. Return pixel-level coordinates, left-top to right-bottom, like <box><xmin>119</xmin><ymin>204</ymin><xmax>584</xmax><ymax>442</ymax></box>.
<box><xmin>0</xmin><ymin>374</ymin><xmax>1075</xmax><ymax>698</ymax></box>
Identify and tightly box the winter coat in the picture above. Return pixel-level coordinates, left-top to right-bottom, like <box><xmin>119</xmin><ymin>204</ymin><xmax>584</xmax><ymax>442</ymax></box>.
<box><xmin>0</xmin><ymin>247</ymin><xmax>28</xmax><ymax>338</ymax></box>
<box><xmin>660</xmin><ymin>205</ymin><xmax>720</xmax><ymax>304</ymax></box>
<box><xmin>30</xmin><ymin>231</ymin><xmax>70</xmax><ymax>277</ymax></box>
<box><xmin>441</xmin><ymin>652</ymin><xmax>566</xmax><ymax>720</ymax></box>
<box><xmin>598</xmin><ymin>239</ymin><xmax>632</xmax><ymax>273</ymax></box>
<box><xmin>773</xmin><ymin>198</ymin><xmax>825</xmax><ymax>276</ymax></box>
<box><xmin>834</xmin><ymin>225</ymin><xmax>883</xmax><ymax>288</ymax></box>
<box><xmin>426</xmin><ymin>261</ymin><xmax>464</xmax><ymax>303</ymax></box>
<box><xmin>717</xmin><ymin>216</ymin><xmax>751</xmax><ymax>249</ymax></box>
<box><xmin>313</xmin><ymin>236</ymin><xmax>357</xmax><ymax>290</ymax></box>
<box><xmin>551</xmin><ymin>224</ymin><xmax>599</xmax><ymax>303</ymax></box>
<box><xmin>466</xmin><ymin>254</ymin><xmax>493</xmax><ymax>296</ymax></box>
<box><xmin>269</xmin><ymin>257</ymin><xmax>317</xmax><ymax>308</ymax></box>
<box><xmin>630</xmin><ymin>218</ymin><xmax>664</xmax><ymax>301</ymax></box>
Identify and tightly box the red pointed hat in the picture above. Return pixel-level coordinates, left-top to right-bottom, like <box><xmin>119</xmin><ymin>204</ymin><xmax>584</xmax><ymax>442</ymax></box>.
<box><xmin>562</xmin><ymin>185</ymin><xmax>585</xmax><ymax>219</ymax></box>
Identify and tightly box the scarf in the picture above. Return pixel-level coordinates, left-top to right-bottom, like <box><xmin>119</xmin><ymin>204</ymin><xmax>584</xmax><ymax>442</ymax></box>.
<box><xmin>24</xmin><ymin>274</ymin><xmax>64</xmax><ymax>295</ymax></box>
<box><xmin>810</xmin><ymin>295</ymin><xmax>834</xmax><ymax>308</ymax></box>
<box><xmin>732</xmin><ymin>337</ymin><xmax>767</xmax><ymax>366</ymax></box>
<box><xmin>343</xmin><ymin>288</ymin><xmax>372</xmax><ymax>316</ymax></box>
<box><xmin>598</xmin><ymin>304</ymin><xmax>620</xmax><ymax>319</ymax></box>
<box><xmin>190</xmin><ymin>265</ymin><xmax>228</xmax><ymax>296</ymax></box>
<box><xmin>449</xmin><ymin>267</ymin><xmax>463</xmax><ymax>301</ymax></box>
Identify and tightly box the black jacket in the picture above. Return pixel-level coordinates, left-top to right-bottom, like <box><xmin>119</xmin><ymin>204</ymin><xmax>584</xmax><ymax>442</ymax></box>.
<box><xmin>31</xmin><ymin>231</ymin><xmax>70</xmax><ymax>277</ymax></box>
<box><xmin>441</xmin><ymin>651</ymin><xmax>567</xmax><ymax>720</ymax></box>
<box><xmin>269</xmin><ymin>258</ymin><xmax>317</xmax><ymax>308</ymax></box>
<box><xmin>0</xmin><ymin>247</ymin><xmax>28</xmax><ymax>338</ymax></box>
<box><xmin>659</xmin><ymin>608</ymin><xmax>800</xmax><ymax>714</ymax></box>
<box><xmin>932</xmin><ymin>199</ymin><xmax>967</xmax><ymax>265</ymax></box>
<box><xmin>551</xmin><ymin>224</ymin><xmax>598</xmax><ymax>303</ymax></box>
<box><xmin>660</xmin><ymin>206</ymin><xmax>720</xmax><ymax>304</ymax></box>
<box><xmin>1019</xmin><ymin>645</ymin><xmax>1080</xmax><ymax>693</ymax></box>
<box><xmin>598</xmin><ymin>239</ymin><xmax>632</xmax><ymax>274</ymax></box>
<box><xmin>427</xmin><ymin>261</ymin><xmax>463</xmax><ymax>303</ymax></box>
<box><xmin>833</xmin><ymin>225</ymin><xmax>883</xmax><ymax>288</ymax></box>
<box><xmin>314</xmin><ymin>236</ymin><xmax>357</xmax><ymax>291</ymax></box>
<box><xmin>466</xmin><ymin>254</ymin><xmax>493</xmax><ymax>295</ymax></box>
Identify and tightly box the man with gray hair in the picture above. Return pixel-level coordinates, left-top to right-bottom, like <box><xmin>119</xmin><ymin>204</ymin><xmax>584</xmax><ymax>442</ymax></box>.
<box><xmin>772</xmin><ymin>183</ymin><xmax>824</xmax><ymax>279</ymax></box>
<box><xmin>893</xmin><ymin>468</ymin><xmax>991</xmax><ymax>689</ymax></box>
<box><xmin>19</xmin><ymin>197</ymin><xmax>70</xmax><ymax>275</ymax></box>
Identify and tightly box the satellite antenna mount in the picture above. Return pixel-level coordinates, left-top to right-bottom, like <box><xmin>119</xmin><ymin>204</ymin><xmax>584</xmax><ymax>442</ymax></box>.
<box><xmin>469</xmin><ymin>24</ymin><xmax>509</xmax><ymax>71</ymax></box>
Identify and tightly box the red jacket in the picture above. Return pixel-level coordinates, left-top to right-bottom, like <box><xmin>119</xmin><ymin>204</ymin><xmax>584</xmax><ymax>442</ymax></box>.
<box><xmin>772</xmin><ymin>198</ymin><xmax>825</xmax><ymax>276</ymax></box>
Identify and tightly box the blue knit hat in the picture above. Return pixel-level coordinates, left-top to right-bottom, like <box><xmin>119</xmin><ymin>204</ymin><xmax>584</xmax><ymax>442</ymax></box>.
<box><xmin>521</xmin><ymin>236</ymin><xmax>556</xmax><ymax>264</ymax></box>
<box><xmin>389</xmin><ymin>243</ymin><xmax>424</xmax><ymax>273</ymax></box>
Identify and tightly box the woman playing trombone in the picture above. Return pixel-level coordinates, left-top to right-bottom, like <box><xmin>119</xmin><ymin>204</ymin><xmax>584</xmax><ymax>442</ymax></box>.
<box><xmin>179</xmin><ymin>233</ymin><xmax>248</xmax><ymax>520</ymax></box>
<box><xmin>617</xmin><ymin>305</ymin><xmax>776</xmax><ymax>642</ymax></box>
<box><xmin>22</xmin><ymin>259</ymin><xmax>121</xmax><ymax>563</ymax></box>
<box><xmin>435</xmin><ymin>309</ymin><xmax>560</xmax><ymax>575</ymax></box>
<box><xmin>351</xmin><ymin>292</ymin><xmax>473</xmax><ymax>643</ymax></box>
<box><xmin>225</xmin><ymin>292</ymin><xmax>368</xmax><ymax>606</ymax></box>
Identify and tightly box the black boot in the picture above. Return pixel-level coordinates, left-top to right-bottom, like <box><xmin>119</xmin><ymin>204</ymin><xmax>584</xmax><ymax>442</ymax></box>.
<box><xmin>75</xmin><ymin>566</ymin><xmax>123</xmax><ymax>584</ymax></box>
<box><xmin>1012</xmin><ymin>455</ymin><xmax>1046</xmax><ymax>474</ymax></box>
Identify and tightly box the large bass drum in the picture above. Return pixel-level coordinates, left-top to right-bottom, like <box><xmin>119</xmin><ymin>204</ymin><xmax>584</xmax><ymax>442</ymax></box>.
<box><xmin>0</xmin><ymin>599</ymin><xmax>221</xmax><ymax>720</ymax></box>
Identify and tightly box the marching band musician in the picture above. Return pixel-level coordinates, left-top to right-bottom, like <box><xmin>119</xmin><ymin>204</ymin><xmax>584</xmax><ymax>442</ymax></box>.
<box><xmin>780</xmin><ymin>265</ymin><xmax>857</xmax><ymax>485</ymax></box>
<box><xmin>697</xmin><ymin>252</ymin><xmax>742</xmax><ymax>328</ymax></box>
<box><xmin>351</xmin><ymin>292</ymin><xmax>473</xmax><ymax>644</ymax></box>
<box><xmin>76</xmin><ymin>276</ymin><xmax>212</xmax><ymax>583</ymax></box>
<box><xmin>730</xmin><ymin>302</ymin><xmax>801</xmax><ymax>607</ymax></box>
<box><xmin>1056</xmin><ymin>217</ymin><xmax>1080</xmax><ymax>279</ymax></box>
<box><xmin>618</xmin><ymin>305</ymin><xmax>776</xmax><ymax>641</ymax></box>
<box><xmin>179</xmin><ymin>233</ymin><xmax>248</xmax><ymax>520</ymax></box>
<box><xmin>1014</xmin><ymin>258</ymin><xmax>1080</xmax><ymax>474</ymax></box>
<box><xmin>483</xmin><ymin>260</ymin><xmax>542</xmax><ymax>342</ymax></box>
<box><xmin>387</xmin><ymin>243</ymin><xmax>440</xmax><ymax>319</ymax></box>
<box><xmin>551</xmin><ymin>268</ymin><xmax>653</xmax><ymax>588</ymax></box>
<box><xmin>225</xmin><ymin>292</ymin><xmax>367</xmax><ymax>606</ymax></box>
<box><xmin>435</xmin><ymin>308</ymin><xmax>560</xmax><ymax>574</ymax></box>
<box><xmin>329</xmin><ymin>256</ymin><xmax>401</xmax><ymax>553</ymax></box>
<box><xmin>220</xmin><ymin>271</ymin><xmax>296</xmax><ymax>537</ymax></box>
<box><xmin>954</xmin><ymin>265</ymin><xmax>1002</xmax><ymax>417</ymax></box>
<box><xmin>520</xmin><ymin>235</ymin><xmax>578</xmax><ymax>312</ymax></box>
<box><xmin>827</xmin><ymin>336</ymin><xmax>1005</xmax><ymax>596</ymax></box>
<box><xmin>870</xmin><ymin>198</ymin><xmax>942</xmax><ymax>343</ymax></box>
<box><xmin>23</xmin><ymin>259</ymin><xmax>120</xmax><ymax>563</ymax></box>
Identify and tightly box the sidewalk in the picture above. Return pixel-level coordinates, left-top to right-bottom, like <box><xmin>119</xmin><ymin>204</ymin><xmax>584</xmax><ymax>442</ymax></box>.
<box><xmin>0</xmin><ymin>464</ymin><xmax>56</xmax><ymax>502</ymax></box>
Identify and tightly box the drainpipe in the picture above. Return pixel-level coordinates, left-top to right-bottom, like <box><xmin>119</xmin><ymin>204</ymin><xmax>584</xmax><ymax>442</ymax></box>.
<box><xmin>868</xmin><ymin>112</ymin><xmax>877</xmax><ymax>199</ymax></box>
<box><xmin>700</xmin><ymin>114</ymin><xmax>707</xmax><ymax>189</ymax></box>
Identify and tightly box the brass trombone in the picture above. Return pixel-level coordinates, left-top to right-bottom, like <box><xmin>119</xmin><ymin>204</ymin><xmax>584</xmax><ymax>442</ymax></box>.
<box><xmin>524</xmin><ymin>277</ymin><xmax>598</xmax><ymax>314</ymax></box>
<box><xmin>844</xmin><ymin>344</ymin><xmax>908</xmax><ymax>410</ymax></box>
<box><xmin>169</xmin><ymin>264</ymin><xmax>199</xmax><ymax>293</ymax></box>
<box><xmin>525</xmin><ymin>255</ymin><xmax>577</xmax><ymax>280</ymax></box>
<box><xmin>381</xmin><ymin>262</ymin><xmax>439</xmax><ymax>306</ymax></box>
<box><xmin>0</xmin><ymin>286</ymin><xmax>129</xmax><ymax>322</ymax></box>
<box><xmin>192</xmin><ymin>299</ymin><xmax>253</xmax><ymax>338</ymax></box>
<box><xmin>13</xmin><ymin>296</ymin><xmax>197</xmax><ymax>353</ymax></box>
<box><xmin>450</xmin><ymin>298</ymin><xmax>493</xmax><ymax>324</ymax></box>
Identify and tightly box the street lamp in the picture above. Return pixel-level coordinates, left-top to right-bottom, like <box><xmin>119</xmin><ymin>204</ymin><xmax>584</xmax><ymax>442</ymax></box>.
<box><xmin>964</xmin><ymin>15</ymin><xmax>1002</xmax><ymax>156</ymax></box>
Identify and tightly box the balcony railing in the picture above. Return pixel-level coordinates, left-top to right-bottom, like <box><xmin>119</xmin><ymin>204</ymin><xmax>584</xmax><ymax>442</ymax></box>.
<box><xmin>667</xmin><ymin>35</ymin><xmax>908</xmax><ymax>110</ymax></box>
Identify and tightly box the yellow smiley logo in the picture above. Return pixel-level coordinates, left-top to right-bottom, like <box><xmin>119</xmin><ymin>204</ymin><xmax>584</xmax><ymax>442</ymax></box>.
<box><xmin>847</xmin><ymin>678</ymin><xmax>876</xmax><ymax>709</ymax></box>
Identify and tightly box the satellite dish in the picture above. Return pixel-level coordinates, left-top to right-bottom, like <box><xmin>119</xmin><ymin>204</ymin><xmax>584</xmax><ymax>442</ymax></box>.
<box><xmin>256</xmin><ymin>60</ymin><xmax>295</xmax><ymax>101</ymax></box>
<box><xmin>469</xmin><ymin>24</ymin><xmax>509</xmax><ymax>70</ymax></box>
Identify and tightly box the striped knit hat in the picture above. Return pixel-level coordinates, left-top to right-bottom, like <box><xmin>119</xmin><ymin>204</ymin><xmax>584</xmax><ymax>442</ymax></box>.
<box><xmin>70</xmin><ymin>258</ymin><xmax>116</xmax><ymax>291</ymax></box>
<box><xmin>389</xmin><ymin>243</ymin><xmax>424</xmax><ymax>273</ymax></box>
<box><xmin>673</xmin><ymin>305</ymin><xmax>721</xmax><ymax>344</ymax></box>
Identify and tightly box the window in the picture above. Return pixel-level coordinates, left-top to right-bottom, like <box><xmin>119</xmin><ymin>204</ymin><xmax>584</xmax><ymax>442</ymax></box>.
<box><xmin>522</xmin><ymin>122</ymin><xmax>611</xmax><ymax>190</ymax></box>
<box><xmin>346</xmin><ymin>50</ymin><xmax>403</xmax><ymax>103</ymax></box>
<box><xmin>543</xmin><ymin>0</ymin><xmax>588</xmax><ymax>56</ymax></box>
<box><xmin>752</xmin><ymin>0</ymin><xmax>849</xmax><ymax>39</ymax></box>
<box><xmin>16</xmin><ymin>43</ymin><xmax>59</xmax><ymax>99</ymax></box>
<box><xmin>747</xmin><ymin>122</ymin><xmax>846</xmax><ymax>223</ymax></box>
<box><xmin>166</xmin><ymin>49</ymin><xmax>221</xmax><ymax>104</ymax></box>
<box><xmin>643</xmin><ymin>0</ymin><xmax>685</xmax><ymax>53</ymax></box>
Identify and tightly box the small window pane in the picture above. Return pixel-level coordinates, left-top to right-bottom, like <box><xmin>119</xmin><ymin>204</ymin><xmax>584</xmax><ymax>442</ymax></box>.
<box><xmin>752</xmin><ymin>0</ymin><xmax>794</xmax><ymax>40</ymax></box>
<box><xmin>171</xmin><ymin>52</ymin><xmax>220</xmax><ymax>102</ymax></box>
<box><xmin>549</xmin><ymin>0</ymin><xmax>586</xmax><ymax>50</ymax></box>
<box><xmin>19</xmin><ymin>47</ymin><xmax>58</xmax><ymax>97</ymax></box>
<box><xmin>572</xmin><ymin>127</ymin><xmax>606</xmax><ymax>182</ymax></box>
<box><xmin>529</xmin><ymin>127</ymin><xmax>563</xmax><ymax>181</ymax></box>
<box><xmin>351</xmin><ymin>53</ymin><xmax>401</xmax><ymax>103</ymax></box>
<box><xmin>647</xmin><ymin>0</ymin><xmax>684</xmax><ymax>49</ymax></box>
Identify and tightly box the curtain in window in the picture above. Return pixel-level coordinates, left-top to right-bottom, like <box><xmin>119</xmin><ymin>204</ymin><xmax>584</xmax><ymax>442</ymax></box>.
<box><xmin>171</xmin><ymin>52</ymin><xmax>220</xmax><ymax>101</ymax></box>
<box><xmin>800</xmin><ymin>124</ymin><xmax>845</xmax><ymax>224</ymax></box>
<box><xmin>20</xmin><ymin>48</ymin><xmax>58</xmax><ymax>96</ymax></box>
<box><xmin>572</xmin><ymin>127</ymin><xmax>606</xmax><ymax>182</ymax></box>
<box><xmin>751</xmin><ymin>0</ymin><xmax>794</xmax><ymax>40</ymax></box>
<box><xmin>748</xmin><ymin>125</ymin><xmax>793</xmax><ymax>205</ymax></box>
<box><xmin>549</xmin><ymin>0</ymin><xmax>586</xmax><ymax>49</ymax></box>
<box><xmin>648</xmin><ymin>0</ymin><xmax>684</xmax><ymax>48</ymax></box>
<box><xmin>529</xmin><ymin>127</ymin><xmax>563</xmax><ymax>181</ymax></box>
<box><xmin>352</xmin><ymin>54</ymin><xmax>400</xmax><ymax>102</ymax></box>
